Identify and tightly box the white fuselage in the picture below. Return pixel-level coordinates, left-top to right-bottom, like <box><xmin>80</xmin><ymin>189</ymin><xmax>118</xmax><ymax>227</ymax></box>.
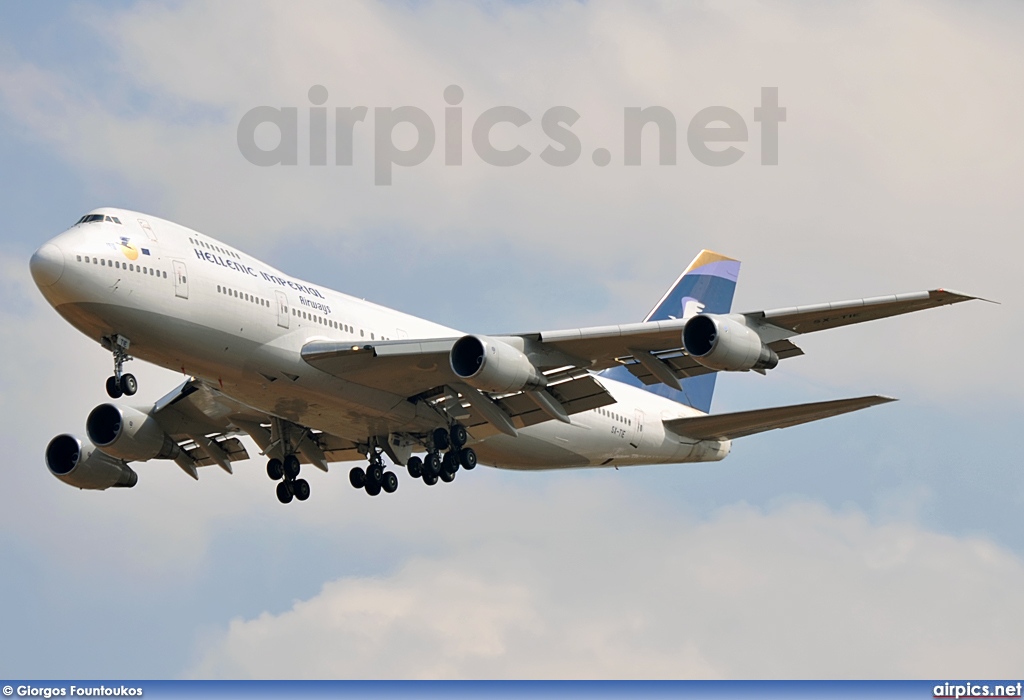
<box><xmin>33</xmin><ymin>208</ymin><xmax>730</xmax><ymax>470</ymax></box>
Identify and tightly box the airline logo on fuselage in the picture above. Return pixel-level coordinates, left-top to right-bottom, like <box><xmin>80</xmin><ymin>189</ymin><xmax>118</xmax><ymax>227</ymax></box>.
<box><xmin>192</xmin><ymin>247</ymin><xmax>326</xmax><ymax>298</ymax></box>
<box><xmin>108</xmin><ymin>237</ymin><xmax>149</xmax><ymax>260</ymax></box>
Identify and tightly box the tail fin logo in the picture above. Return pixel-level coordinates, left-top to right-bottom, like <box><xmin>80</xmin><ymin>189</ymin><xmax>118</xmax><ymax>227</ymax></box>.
<box><xmin>681</xmin><ymin>298</ymin><xmax>705</xmax><ymax>321</ymax></box>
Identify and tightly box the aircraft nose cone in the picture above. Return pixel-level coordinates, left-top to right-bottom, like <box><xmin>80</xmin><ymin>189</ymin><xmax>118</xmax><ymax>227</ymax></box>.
<box><xmin>30</xmin><ymin>242</ymin><xmax>65</xmax><ymax>287</ymax></box>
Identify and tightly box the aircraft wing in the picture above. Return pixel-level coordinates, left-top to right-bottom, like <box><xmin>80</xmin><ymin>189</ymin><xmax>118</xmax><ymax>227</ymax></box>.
<box><xmin>301</xmin><ymin>288</ymin><xmax>975</xmax><ymax>435</ymax></box>
<box><xmin>663</xmin><ymin>395</ymin><xmax>896</xmax><ymax>441</ymax></box>
<box><xmin>743</xmin><ymin>289</ymin><xmax>978</xmax><ymax>339</ymax></box>
<box><xmin>304</xmin><ymin>289</ymin><xmax>976</xmax><ymax>389</ymax></box>
<box><xmin>142</xmin><ymin>379</ymin><xmax>361</xmax><ymax>478</ymax></box>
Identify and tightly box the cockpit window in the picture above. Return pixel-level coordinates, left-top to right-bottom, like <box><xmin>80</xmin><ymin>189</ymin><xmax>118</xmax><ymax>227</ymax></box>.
<box><xmin>75</xmin><ymin>214</ymin><xmax>122</xmax><ymax>225</ymax></box>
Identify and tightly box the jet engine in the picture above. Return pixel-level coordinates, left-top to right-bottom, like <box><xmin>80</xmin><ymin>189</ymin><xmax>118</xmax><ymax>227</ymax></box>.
<box><xmin>450</xmin><ymin>335</ymin><xmax>547</xmax><ymax>393</ymax></box>
<box><xmin>86</xmin><ymin>403</ymin><xmax>180</xmax><ymax>463</ymax></box>
<box><xmin>682</xmin><ymin>314</ymin><xmax>779</xmax><ymax>372</ymax></box>
<box><xmin>45</xmin><ymin>434</ymin><xmax>138</xmax><ymax>490</ymax></box>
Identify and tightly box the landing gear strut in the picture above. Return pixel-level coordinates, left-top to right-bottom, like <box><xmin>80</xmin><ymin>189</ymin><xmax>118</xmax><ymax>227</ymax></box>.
<box><xmin>268</xmin><ymin>454</ymin><xmax>309</xmax><ymax>504</ymax></box>
<box><xmin>104</xmin><ymin>335</ymin><xmax>137</xmax><ymax>399</ymax></box>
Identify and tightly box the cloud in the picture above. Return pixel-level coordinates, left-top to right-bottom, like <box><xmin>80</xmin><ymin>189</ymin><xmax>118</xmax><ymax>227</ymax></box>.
<box><xmin>190</xmin><ymin>487</ymin><xmax>1024</xmax><ymax>679</ymax></box>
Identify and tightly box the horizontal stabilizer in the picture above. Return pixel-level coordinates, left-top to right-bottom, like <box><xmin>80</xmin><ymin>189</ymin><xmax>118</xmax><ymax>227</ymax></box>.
<box><xmin>663</xmin><ymin>395</ymin><xmax>896</xmax><ymax>441</ymax></box>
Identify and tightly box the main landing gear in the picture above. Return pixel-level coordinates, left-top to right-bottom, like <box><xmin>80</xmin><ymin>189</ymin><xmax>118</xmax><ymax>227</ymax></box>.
<box><xmin>267</xmin><ymin>454</ymin><xmax>310</xmax><ymax>504</ymax></box>
<box><xmin>348</xmin><ymin>445</ymin><xmax>399</xmax><ymax>497</ymax></box>
<box><xmin>104</xmin><ymin>335</ymin><xmax>137</xmax><ymax>399</ymax></box>
<box><xmin>345</xmin><ymin>424</ymin><xmax>476</xmax><ymax>496</ymax></box>
<box><xmin>405</xmin><ymin>425</ymin><xmax>476</xmax><ymax>487</ymax></box>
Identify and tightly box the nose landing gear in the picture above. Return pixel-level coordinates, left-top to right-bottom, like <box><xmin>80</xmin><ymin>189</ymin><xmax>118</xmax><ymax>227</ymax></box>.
<box><xmin>104</xmin><ymin>335</ymin><xmax>137</xmax><ymax>399</ymax></box>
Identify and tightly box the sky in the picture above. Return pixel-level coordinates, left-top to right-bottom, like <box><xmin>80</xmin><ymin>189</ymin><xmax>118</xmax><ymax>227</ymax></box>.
<box><xmin>0</xmin><ymin>0</ymin><xmax>1022</xmax><ymax>679</ymax></box>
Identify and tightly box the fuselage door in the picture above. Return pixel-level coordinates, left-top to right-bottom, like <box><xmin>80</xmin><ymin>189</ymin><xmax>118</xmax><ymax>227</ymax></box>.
<box><xmin>275</xmin><ymin>290</ymin><xmax>290</xmax><ymax>329</ymax></box>
<box><xmin>172</xmin><ymin>260</ymin><xmax>188</xmax><ymax>299</ymax></box>
<box><xmin>630</xmin><ymin>409</ymin><xmax>645</xmax><ymax>449</ymax></box>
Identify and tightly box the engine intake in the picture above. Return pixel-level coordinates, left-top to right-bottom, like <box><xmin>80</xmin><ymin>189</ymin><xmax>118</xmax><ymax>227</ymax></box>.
<box><xmin>450</xmin><ymin>335</ymin><xmax>546</xmax><ymax>393</ymax></box>
<box><xmin>45</xmin><ymin>434</ymin><xmax>138</xmax><ymax>490</ymax></box>
<box><xmin>682</xmin><ymin>314</ymin><xmax>779</xmax><ymax>372</ymax></box>
<box><xmin>86</xmin><ymin>403</ymin><xmax>180</xmax><ymax>462</ymax></box>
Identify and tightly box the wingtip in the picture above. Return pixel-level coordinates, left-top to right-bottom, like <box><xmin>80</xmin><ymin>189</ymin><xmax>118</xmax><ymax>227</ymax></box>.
<box><xmin>934</xmin><ymin>289</ymin><xmax>999</xmax><ymax>305</ymax></box>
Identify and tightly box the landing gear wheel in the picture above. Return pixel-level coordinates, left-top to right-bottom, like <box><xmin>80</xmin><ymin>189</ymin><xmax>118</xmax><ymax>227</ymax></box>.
<box><xmin>119</xmin><ymin>373</ymin><xmax>138</xmax><ymax>396</ymax></box>
<box><xmin>283</xmin><ymin>454</ymin><xmax>301</xmax><ymax>480</ymax></box>
<box><xmin>441</xmin><ymin>452</ymin><xmax>459</xmax><ymax>475</ymax></box>
<box><xmin>423</xmin><ymin>472</ymin><xmax>438</xmax><ymax>486</ymax></box>
<box><xmin>450</xmin><ymin>424</ymin><xmax>468</xmax><ymax>449</ymax></box>
<box><xmin>276</xmin><ymin>481</ymin><xmax>293</xmax><ymax>504</ymax></box>
<box><xmin>407</xmin><ymin>456</ymin><xmax>423</xmax><ymax>478</ymax></box>
<box><xmin>292</xmin><ymin>478</ymin><xmax>310</xmax><ymax>501</ymax></box>
<box><xmin>267</xmin><ymin>458</ymin><xmax>284</xmax><ymax>481</ymax></box>
<box><xmin>432</xmin><ymin>427</ymin><xmax>451</xmax><ymax>452</ymax></box>
<box><xmin>366</xmin><ymin>462</ymin><xmax>384</xmax><ymax>485</ymax></box>
<box><xmin>440</xmin><ymin>469</ymin><xmax>456</xmax><ymax>483</ymax></box>
<box><xmin>349</xmin><ymin>466</ymin><xmax>366</xmax><ymax>489</ymax></box>
<box><xmin>459</xmin><ymin>447</ymin><xmax>477</xmax><ymax>470</ymax></box>
<box><xmin>382</xmin><ymin>471</ymin><xmax>398</xmax><ymax>493</ymax></box>
<box><xmin>105</xmin><ymin>376</ymin><xmax>123</xmax><ymax>399</ymax></box>
<box><xmin>365</xmin><ymin>480</ymin><xmax>382</xmax><ymax>496</ymax></box>
<box><xmin>423</xmin><ymin>452</ymin><xmax>440</xmax><ymax>476</ymax></box>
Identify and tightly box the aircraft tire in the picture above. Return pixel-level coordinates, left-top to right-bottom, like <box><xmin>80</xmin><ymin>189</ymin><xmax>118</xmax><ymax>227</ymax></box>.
<box><xmin>406</xmin><ymin>456</ymin><xmax>423</xmax><ymax>478</ymax></box>
<box><xmin>105</xmin><ymin>376</ymin><xmax>123</xmax><ymax>399</ymax></box>
<box><xmin>366</xmin><ymin>462</ymin><xmax>384</xmax><ymax>485</ymax></box>
<box><xmin>449</xmin><ymin>424</ymin><xmax>468</xmax><ymax>449</ymax></box>
<box><xmin>423</xmin><ymin>472</ymin><xmax>438</xmax><ymax>486</ymax></box>
<box><xmin>349</xmin><ymin>466</ymin><xmax>366</xmax><ymax>489</ymax></box>
<box><xmin>276</xmin><ymin>481</ymin><xmax>293</xmax><ymax>504</ymax></box>
<box><xmin>440</xmin><ymin>469</ymin><xmax>455</xmax><ymax>483</ymax></box>
<box><xmin>283</xmin><ymin>454</ymin><xmax>301</xmax><ymax>480</ymax></box>
<box><xmin>423</xmin><ymin>452</ymin><xmax>440</xmax><ymax>476</ymax></box>
<box><xmin>432</xmin><ymin>427</ymin><xmax>450</xmax><ymax>452</ymax></box>
<box><xmin>460</xmin><ymin>447</ymin><xmax>477</xmax><ymax>470</ymax></box>
<box><xmin>441</xmin><ymin>452</ymin><xmax>459</xmax><ymax>475</ymax></box>
<box><xmin>382</xmin><ymin>471</ymin><xmax>398</xmax><ymax>493</ymax></box>
<box><xmin>365</xmin><ymin>480</ymin><xmax>381</xmax><ymax>496</ymax></box>
<box><xmin>293</xmin><ymin>478</ymin><xmax>310</xmax><ymax>501</ymax></box>
<box><xmin>120</xmin><ymin>373</ymin><xmax>138</xmax><ymax>396</ymax></box>
<box><xmin>267</xmin><ymin>458</ymin><xmax>284</xmax><ymax>481</ymax></box>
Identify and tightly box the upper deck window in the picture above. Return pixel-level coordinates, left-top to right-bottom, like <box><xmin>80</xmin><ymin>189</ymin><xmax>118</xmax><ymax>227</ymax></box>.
<box><xmin>76</xmin><ymin>214</ymin><xmax>122</xmax><ymax>225</ymax></box>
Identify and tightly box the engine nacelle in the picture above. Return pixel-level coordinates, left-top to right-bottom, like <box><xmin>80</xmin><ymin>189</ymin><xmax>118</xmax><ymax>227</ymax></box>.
<box><xmin>86</xmin><ymin>403</ymin><xmax>180</xmax><ymax>463</ymax></box>
<box><xmin>45</xmin><ymin>434</ymin><xmax>138</xmax><ymax>490</ymax></box>
<box><xmin>450</xmin><ymin>335</ymin><xmax>546</xmax><ymax>393</ymax></box>
<box><xmin>682</xmin><ymin>314</ymin><xmax>779</xmax><ymax>372</ymax></box>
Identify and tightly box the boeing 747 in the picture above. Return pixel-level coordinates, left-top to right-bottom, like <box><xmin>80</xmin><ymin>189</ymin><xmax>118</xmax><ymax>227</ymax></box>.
<box><xmin>29</xmin><ymin>209</ymin><xmax>978</xmax><ymax>503</ymax></box>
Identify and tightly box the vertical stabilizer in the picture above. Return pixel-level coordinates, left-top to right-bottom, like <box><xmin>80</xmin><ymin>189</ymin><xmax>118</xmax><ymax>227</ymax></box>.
<box><xmin>601</xmin><ymin>250</ymin><xmax>740</xmax><ymax>413</ymax></box>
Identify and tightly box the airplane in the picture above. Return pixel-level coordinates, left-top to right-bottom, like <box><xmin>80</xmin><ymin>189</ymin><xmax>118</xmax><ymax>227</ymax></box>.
<box><xmin>29</xmin><ymin>208</ymin><xmax>979</xmax><ymax>504</ymax></box>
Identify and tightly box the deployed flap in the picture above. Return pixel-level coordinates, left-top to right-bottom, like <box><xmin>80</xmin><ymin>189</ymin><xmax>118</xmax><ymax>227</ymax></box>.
<box><xmin>749</xmin><ymin>289</ymin><xmax>978</xmax><ymax>337</ymax></box>
<box><xmin>663</xmin><ymin>395</ymin><xmax>896</xmax><ymax>441</ymax></box>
